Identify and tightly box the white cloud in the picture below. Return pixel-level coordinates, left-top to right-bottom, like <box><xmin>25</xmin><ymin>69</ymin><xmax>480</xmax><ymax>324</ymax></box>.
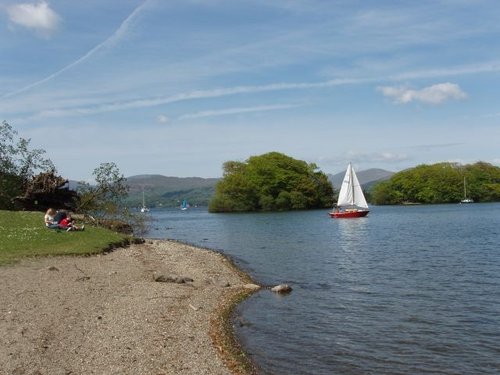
<box><xmin>178</xmin><ymin>104</ymin><xmax>299</xmax><ymax>120</ymax></box>
<box><xmin>375</xmin><ymin>152</ymin><xmax>409</xmax><ymax>162</ymax></box>
<box><xmin>156</xmin><ymin>114</ymin><xmax>169</xmax><ymax>124</ymax></box>
<box><xmin>7</xmin><ymin>1</ymin><xmax>60</xmax><ymax>37</ymax></box>
<box><xmin>378</xmin><ymin>82</ymin><xmax>467</xmax><ymax>105</ymax></box>
<box><xmin>7</xmin><ymin>79</ymin><xmax>367</xmax><ymax>121</ymax></box>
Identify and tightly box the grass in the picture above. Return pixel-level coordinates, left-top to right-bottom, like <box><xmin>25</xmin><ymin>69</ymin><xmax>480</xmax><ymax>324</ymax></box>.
<box><xmin>0</xmin><ymin>210</ymin><xmax>130</xmax><ymax>265</ymax></box>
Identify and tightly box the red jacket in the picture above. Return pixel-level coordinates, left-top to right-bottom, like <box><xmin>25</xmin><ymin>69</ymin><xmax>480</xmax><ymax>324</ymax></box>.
<box><xmin>59</xmin><ymin>218</ymin><xmax>72</xmax><ymax>228</ymax></box>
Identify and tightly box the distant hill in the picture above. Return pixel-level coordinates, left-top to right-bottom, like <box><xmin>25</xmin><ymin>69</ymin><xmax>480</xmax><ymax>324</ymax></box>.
<box><xmin>328</xmin><ymin>168</ymin><xmax>394</xmax><ymax>191</ymax></box>
<box><xmin>69</xmin><ymin>169</ymin><xmax>393</xmax><ymax>208</ymax></box>
<box><xmin>125</xmin><ymin>174</ymin><xmax>219</xmax><ymax>208</ymax></box>
<box><xmin>130</xmin><ymin>168</ymin><xmax>394</xmax><ymax>208</ymax></box>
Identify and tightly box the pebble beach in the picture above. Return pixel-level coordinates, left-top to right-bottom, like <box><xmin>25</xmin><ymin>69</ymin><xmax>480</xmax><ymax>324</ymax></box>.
<box><xmin>0</xmin><ymin>240</ymin><xmax>259</xmax><ymax>375</ymax></box>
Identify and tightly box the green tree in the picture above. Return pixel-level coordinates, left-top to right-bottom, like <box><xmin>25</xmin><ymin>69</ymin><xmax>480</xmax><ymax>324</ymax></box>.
<box><xmin>209</xmin><ymin>152</ymin><xmax>333</xmax><ymax>212</ymax></box>
<box><xmin>1</xmin><ymin>121</ymin><xmax>55</xmax><ymax>209</ymax></box>
<box><xmin>76</xmin><ymin>162</ymin><xmax>147</xmax><ymax>234</ymax></box>
<box><xmin>208</xmin><ymin>165</ymin><xmax>258</xmax><ymax>212</ymax></box>
<box><xmin>76</xmin><ymin>162</ymin><xmax>129</xmax><ymax>216</ymax></box>
<box><xmin>371</xmin><ymin>162</ymin><xmax>500</xmax><ymax>204</ymax></box>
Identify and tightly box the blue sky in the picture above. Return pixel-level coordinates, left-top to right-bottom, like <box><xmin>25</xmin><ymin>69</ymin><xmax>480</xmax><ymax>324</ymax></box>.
<box><xmin>1</xmin><ymin>0</ymin><xmax>499</xmax><ymax>181</ymax></box>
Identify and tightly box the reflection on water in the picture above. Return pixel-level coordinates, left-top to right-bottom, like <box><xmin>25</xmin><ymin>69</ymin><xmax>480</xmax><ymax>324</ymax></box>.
<box><xmin>336</xmin><ymin>217</ymin><xmax>368</xmax><ymax>246</ymax></box>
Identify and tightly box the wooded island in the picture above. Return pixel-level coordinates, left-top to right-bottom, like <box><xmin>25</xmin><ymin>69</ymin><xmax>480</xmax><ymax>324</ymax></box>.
<box><xmin>209</xmin><ymin>152</ymin><xmax>334</xmax><ymax>212</ymax></box>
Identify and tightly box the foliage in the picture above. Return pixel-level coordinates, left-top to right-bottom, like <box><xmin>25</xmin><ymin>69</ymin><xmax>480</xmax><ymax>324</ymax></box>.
<box><xmin>0</xmin><ymin>121</ymin><xmax>55</xmax><ymax>209</ymax></box>
<box><xmin>0</xmin><ymin>210</ymin><xmax>129</xmax><ymax>265</ymax></box>
<box><xmin>371</xmin><ymin>162</ymin><xmax>500</xmax><ymax>205</ymax></box>
<box><xmin>76</xmin><ymin>162</ymin><xmax>129</xmax><ymax>214</ymax></box>
<box><xmin>75</xmin><ymin>162</ymin><xmax>147</xmax><ymax>234</ymax></box>
<box><xmin>209</xmin><ymin>152</ymin><xmax>334</xmax><ymax>212</ymax></box>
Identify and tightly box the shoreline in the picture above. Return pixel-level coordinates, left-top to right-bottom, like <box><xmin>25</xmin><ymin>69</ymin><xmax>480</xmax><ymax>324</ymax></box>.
<box><xmin>0</xmin><ymin>239</ymin><xmax>260</xmax><ymax>374</ymax></box>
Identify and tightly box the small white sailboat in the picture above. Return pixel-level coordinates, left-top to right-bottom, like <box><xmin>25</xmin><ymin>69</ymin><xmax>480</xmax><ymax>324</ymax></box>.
<box><xmin>329</xmin><ymin>163</ymin><xmax>369</xmax><ymax>218</ymax></box>
<box><xmin>140</xmin><ymin>190</ymin><xmax>150</xmax><ymax>212</ymax></box>
<box><xmin>460</xmin><ymin>177</ymin><xmax>474</xmax><ymax>204</ymax></box>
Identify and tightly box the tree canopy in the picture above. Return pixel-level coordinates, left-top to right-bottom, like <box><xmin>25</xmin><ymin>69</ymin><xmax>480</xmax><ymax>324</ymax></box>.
<box><xmin>370</xmin><ymin>162</ymin><xmax>500</xmax><ymax>205</ymax></box>
<box><xmin>76</xmin><ymin>162</ymin><xmax>129</xmax><ymax>216</ymax></box>
<box><xmin>1</xmin><ymin>121</ymin><xmax>58</xmax><ymax>210</ymax></box>
<box><xmin>209</xmin><ymin>152</ymin><xmax>334</xmax><ymax>212</ymax></box>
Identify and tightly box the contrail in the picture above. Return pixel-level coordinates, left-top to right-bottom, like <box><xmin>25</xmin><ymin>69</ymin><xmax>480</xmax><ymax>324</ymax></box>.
<box><xmin>2</xmin><ymin>0</ymin><xmax>151</xmax><ymax>99</ymax></box>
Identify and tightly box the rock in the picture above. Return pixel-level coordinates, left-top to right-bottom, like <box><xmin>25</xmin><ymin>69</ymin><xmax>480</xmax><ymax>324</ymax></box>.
<box><xmin>154</xmin><ymin>274</ymin><xmax>194</xmax><ymax>284</ymax></box>
<box><xmin>189</xmin><ymin>304</ymin><xmax>202</xmax><ymax>311</ymax></box>
<box><xmin>243</xmin><ymin>283</ymin><xmax>261</xmax><ymax>291</ymax></box>
<box><xmin>271</xmin><ymin>284</ymin><xmax>292</xmax><ymax>294</ymax></box>
<box><xmin>235</xmin><ymin>316</ymin><xmax>252</xmax><ymax>327</ymax></box>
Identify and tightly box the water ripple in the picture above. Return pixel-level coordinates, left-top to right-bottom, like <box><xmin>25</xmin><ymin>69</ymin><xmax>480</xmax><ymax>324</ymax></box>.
<box><xmin>151</xmin><ymin>204</ymin><xmax>500</xmax><ymax>374</ymax></box>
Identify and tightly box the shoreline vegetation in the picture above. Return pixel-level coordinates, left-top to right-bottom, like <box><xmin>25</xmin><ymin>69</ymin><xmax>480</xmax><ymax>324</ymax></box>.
<box><xmin>0</xmin><ymin>211</ymin><xmax>260</xmax><ymax>374</ymax></box>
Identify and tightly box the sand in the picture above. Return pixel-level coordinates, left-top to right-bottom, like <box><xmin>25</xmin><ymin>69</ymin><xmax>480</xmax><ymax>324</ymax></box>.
<box><xmin>0</xmin><ymin>240</ymin><xmax>258</xmax><ymax>375</ymax></box>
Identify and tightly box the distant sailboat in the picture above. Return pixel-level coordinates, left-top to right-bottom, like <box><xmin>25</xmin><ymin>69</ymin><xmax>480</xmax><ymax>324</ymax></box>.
<box><xmin>180</xmin><ymin>199</ymin><xmax>189</xmax><ymax>211</ymax></box>
<box><xmin>141</xmin><ymin>190</ymin><xmax>150</xmax><ymax>212</ymax></box>
<box><xmin>460</xmin><ymin>177</ymin><xmax>474</xmax><ymax>204</ymax></box>
<box><xmin>329</xmin><ymin>163</ymin><xmax>369</xmax><ymax>218</ymax></box>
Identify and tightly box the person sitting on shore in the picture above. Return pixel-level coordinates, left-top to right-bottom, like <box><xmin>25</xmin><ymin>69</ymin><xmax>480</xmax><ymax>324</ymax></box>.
<box><xmin>58</xmin><ymin>213</ymin><xmax>85</xmax><ymax>231</ymax></box>
<box><xmin>44</xmin><ymin>208</ymin><xmax>60</xmax><ymax>229</ymax></box>
<box><xmin>53</xmin><ymin>210</ymin><xmax>67</xmax><ymax>225</ymax></box>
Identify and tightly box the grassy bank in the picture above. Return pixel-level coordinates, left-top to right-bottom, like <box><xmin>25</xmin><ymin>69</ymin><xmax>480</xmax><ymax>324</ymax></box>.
<box><xmin>0</xmin><ymin>210</ymin><xmax>130</xmax><ymax>265</ymax></box>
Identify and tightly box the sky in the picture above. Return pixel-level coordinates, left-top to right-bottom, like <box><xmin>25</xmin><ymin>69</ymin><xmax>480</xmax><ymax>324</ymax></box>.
<box><xmin>1</xmin><ymin>0</ymin><xmax>500</xmax><ymax>181</ymax></box>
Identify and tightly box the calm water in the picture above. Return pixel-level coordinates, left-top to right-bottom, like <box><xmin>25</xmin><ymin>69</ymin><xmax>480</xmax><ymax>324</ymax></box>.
<box><xmin>148</xmin><ymin>204</ymin><xmax>500</xmax><ymax>374</ymax></box>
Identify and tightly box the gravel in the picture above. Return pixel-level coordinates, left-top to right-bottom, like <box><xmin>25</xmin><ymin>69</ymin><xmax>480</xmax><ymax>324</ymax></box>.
<box><xmin>0</xmin><ymin>240</ymin><xmax>250</xmax><ymax>375</ymax></box>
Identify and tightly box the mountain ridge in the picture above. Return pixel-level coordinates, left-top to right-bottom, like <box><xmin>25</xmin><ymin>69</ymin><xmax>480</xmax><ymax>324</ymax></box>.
<box><xmin>70</xmin><ymin>168</ymin><xmax>393</xmax><ymax>208</ymax></box>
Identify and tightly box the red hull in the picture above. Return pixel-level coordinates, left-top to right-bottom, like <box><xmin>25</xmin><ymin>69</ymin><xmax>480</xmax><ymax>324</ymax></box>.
<box><xmin>329</xmin><ymin>210</ymin><xmax>369</xmax><ymax>218</ymax></box>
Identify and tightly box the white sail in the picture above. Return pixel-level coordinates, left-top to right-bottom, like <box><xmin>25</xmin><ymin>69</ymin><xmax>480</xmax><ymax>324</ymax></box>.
<box><xmin>336</xmin><ymin>163</ymin><xmax>369</xmax><ymax>209</ymax></box>
<box><xmin>141</xmin><ymin>189</ymin><xmax>149</xmax><ymax>212</ymax></box>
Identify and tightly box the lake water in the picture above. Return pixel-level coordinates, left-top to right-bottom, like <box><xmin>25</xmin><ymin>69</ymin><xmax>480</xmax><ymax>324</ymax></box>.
<box><xmin>148</xmin><ymin>203</ymin><xmax>500</xmax><ymax>374</ymax></box>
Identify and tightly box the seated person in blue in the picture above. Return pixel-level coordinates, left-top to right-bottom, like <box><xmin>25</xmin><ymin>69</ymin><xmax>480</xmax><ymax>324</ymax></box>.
<box><xmin>53</xmin><ymin>210</ymin><xmax>67</xmax><ymax>224</ymax></box>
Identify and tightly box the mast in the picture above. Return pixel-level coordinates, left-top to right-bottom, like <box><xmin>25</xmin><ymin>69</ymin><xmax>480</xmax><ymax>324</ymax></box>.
<box><xmin>349</xmin><ymin>163</ymin><xmax>355</xmax><ymax>205</ymax></box>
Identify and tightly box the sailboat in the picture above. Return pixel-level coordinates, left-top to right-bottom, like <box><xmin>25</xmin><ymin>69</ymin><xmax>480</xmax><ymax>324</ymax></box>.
<box><xmin>140</xmin><ymin>190</ymin><xmax>150</xmax><ymax>212</ymax></box>
<box><xmin>180</xmin><ymin>199</ymin><xmax>189</xmax><ymax>211</ymax></box>
<box><xmin>329</xmin><ymin>163</ymin><xmax>369</xmax><ymax>218</ymax></box>
<box><xmin>460</xmin><ymin>177</ymin><xmax>474</xmax><ymax>204</ymax></box>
